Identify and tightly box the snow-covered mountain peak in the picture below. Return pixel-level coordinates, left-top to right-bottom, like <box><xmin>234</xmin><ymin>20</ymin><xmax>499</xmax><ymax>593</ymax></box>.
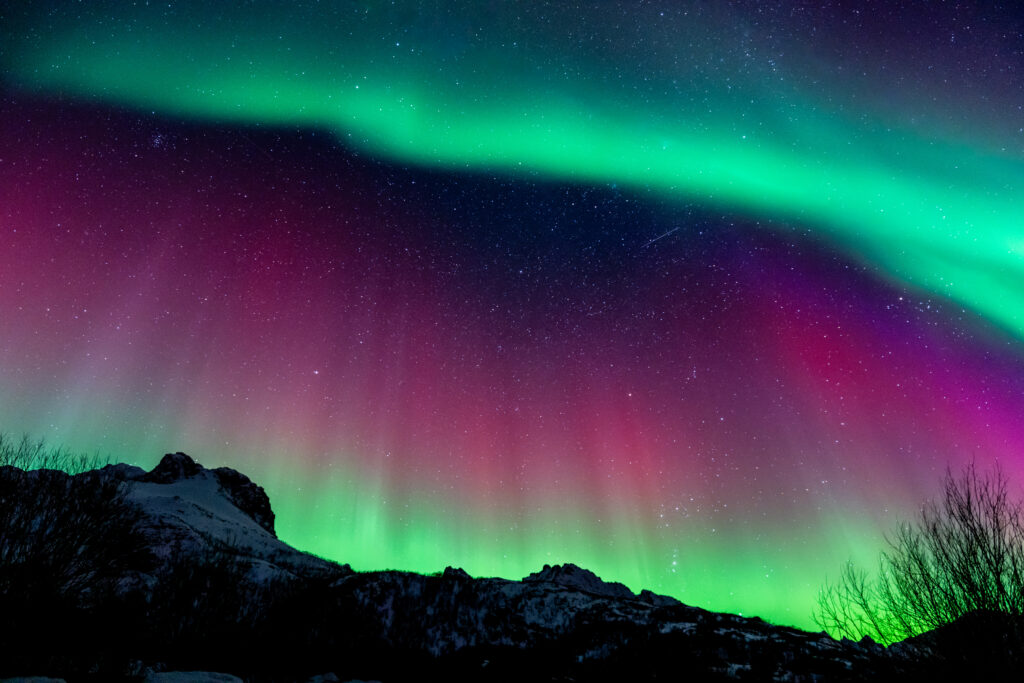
<box><xmin>101</xmin><ymin>452</ymin><xmax>276</xmax><ymax>536</ymax></box>
<box><xmin>95</xmin><ymin>452</ymin><xmax>340</xmax><ymax>581</ymax></box>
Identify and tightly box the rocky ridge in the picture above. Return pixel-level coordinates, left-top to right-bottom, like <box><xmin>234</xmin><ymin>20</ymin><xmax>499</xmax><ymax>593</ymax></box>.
<box><xmin>0</xmin><ymin>453</ymin><xmax>933</xmax><ymax>681</ymax></box>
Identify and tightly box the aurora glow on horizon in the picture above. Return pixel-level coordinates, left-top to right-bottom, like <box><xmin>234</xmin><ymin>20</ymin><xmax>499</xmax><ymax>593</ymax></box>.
<box><xmin>2</xmin><ymin>1</ymin><xmax>1024</xmax><ymax>630</ymax></box>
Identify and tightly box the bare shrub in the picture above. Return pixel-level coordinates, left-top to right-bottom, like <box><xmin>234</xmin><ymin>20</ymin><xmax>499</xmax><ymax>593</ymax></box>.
<box><xmin>0</xmin><ymin>436</ymin><xmax>146</xmax><ymax>678</ymax></box>
<box><xmin>0</xmin><ymin>431</ymin><xmax>112</xmax><ymax>473</ymax></box>
<box><xmin>815</xmin><ymin>462</ymin><xmax>1024</xmax><ymax>644</ymax></box>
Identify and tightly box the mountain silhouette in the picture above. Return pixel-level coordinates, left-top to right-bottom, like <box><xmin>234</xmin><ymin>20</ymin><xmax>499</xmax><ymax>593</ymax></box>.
<box><xmin>0</xmin><ymin>453</ymin><xmax>975</xmax><ymax>681</ymax></box>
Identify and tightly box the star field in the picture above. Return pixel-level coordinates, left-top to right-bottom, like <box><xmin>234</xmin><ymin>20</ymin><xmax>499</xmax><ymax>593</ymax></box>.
<box><xmin>2</xmin><ymin>2</ymin><xmax>1023</xmax><ymax>629</ymax></box>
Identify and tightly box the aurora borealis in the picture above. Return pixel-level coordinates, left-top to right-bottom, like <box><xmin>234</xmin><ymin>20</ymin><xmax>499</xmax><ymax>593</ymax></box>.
<box><xmin>2</xmin><ymin>1</ymin><xmax>1024</xmax><ymax>629</ymax></box>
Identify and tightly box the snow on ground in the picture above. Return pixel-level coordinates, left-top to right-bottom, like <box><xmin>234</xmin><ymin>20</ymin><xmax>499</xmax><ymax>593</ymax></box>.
<box><xmin>143</xmin><ymin>673</ymin><xmax>243</xmax><ymax>683</ymax></box>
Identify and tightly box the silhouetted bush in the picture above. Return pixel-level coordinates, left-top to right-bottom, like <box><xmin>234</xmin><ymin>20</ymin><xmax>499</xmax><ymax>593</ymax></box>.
<box><xmin>815</xmin><ymin>463</ymin><xmax>1024</xmax><ymax>647</ymax></box>
<box><xmin>0</xmin><ymin>446</ymin><xmax>147</xmax><ymax>679</ymax></box>
<box><xmin>0</xmin><ymin>431</ymin><xmax>112</xmax><ymax>473</ymax></box>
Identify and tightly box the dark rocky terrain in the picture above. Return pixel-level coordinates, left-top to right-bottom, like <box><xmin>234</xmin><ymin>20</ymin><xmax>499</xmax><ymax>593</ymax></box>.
<box><xmin>0</xmin><ymin>453</ymin><xmax>1005</xmax><ymax>682</ymax></box>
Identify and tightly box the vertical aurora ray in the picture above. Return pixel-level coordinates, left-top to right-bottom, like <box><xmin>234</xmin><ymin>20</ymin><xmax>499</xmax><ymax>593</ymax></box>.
<box><xmin>2</xmin><ymin>3</ymin><xmax>1024</xmax><ymax>630</ymax></box>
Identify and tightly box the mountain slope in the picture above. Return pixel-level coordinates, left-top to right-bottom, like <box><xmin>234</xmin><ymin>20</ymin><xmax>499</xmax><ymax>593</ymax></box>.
<box><xmin>101</xmin><ymin>453</ymin><xmax>344</xmax><ymax>583</ymax></box>
<box><xmin>0</xmin><ymin>453</ymin><xmax>929</xmax><ymax>681</ymax></box>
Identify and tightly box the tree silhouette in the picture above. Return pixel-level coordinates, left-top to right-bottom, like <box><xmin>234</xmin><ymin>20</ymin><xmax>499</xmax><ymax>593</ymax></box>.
<box><xmin>0</xmin><ymin>431</ymin><xmax>111</xmax><ymax>473</ymax></box>
<box><xmin>815</xmin><ymin>462</ymin><xmax>1024</xmax><ymax>644</ymax></box>
<box><xmin>0</xmin><ymin>434</ymin><xmax>145</xmax><ymax>678</ymax></box>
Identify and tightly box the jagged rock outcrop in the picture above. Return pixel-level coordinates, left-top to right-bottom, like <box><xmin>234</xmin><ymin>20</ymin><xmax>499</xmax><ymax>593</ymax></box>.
<box><xmin>210</xmin><ymin>464</ymin><xmax>276</xmax><ymax>536</ymax></box>
<box><xmin>639</xmin><ymin>588</ymin><xmax>682</xmax><ymax>607</ymax></box>
<box><xmin>524</xmin><ymin>562</ymin><xmax>637</xmax><ymax>600</ymax></box>
<box><xmin>442</xmin><ymin>566</ymin><xmax>472</xmax><ymax>580</ymax></box>
<box><xmin>138</xmin><ymin>451</ymin><xmax>205</xmax><ymax>484</ymax></box>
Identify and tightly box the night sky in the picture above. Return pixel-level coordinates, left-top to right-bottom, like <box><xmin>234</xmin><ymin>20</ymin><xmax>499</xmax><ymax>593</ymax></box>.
<box><xmin>2</xmin><ymin>1</ymin><xmax>1024</xmax><ymax>629</ymax></box>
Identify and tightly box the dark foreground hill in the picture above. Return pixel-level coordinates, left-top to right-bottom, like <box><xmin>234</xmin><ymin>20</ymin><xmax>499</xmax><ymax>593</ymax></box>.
<box><xmin>0</xmin><ymin>453</ymin><xmax>1002</xmax><ymax>682</ymax></box>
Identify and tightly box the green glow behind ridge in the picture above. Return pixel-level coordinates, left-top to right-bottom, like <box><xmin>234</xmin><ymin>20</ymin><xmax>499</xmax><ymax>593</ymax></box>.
<box><xmin>243</xmin><ymin>434</ymin><xmax>891</xmax><ymax>628</ymax></box>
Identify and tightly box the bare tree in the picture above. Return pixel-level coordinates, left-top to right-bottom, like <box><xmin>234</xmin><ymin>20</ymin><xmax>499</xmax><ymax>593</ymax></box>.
<box><xmin>815</xmin><ymin>462</ymin><xmax>1024</xmax><ymax>644</ymax></box>
<box><xmin>0</xmin><ymin>431</ymin><xmax>111</xmax><ymax>473</ymax></box>
<box><xmin>0</xmin><ymin>468</ymin><xmax>145</xmax><ymax>603</ymax></box>
<box><xmin>0</xmin><ymin>436</ymin><xmax>147</xmax><ymax>678</ymax></box>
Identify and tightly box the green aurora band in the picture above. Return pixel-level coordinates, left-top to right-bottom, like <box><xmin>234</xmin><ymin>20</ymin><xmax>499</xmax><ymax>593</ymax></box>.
<box><xmin>3</xmin><ymin>2</ymin><xmax>1024</xmax><ymax>630</ymax></box>
<box><xmin>5</xmin><ymin>3</ymin><xmax>1023</xmax><ymax>343</ymax></box>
